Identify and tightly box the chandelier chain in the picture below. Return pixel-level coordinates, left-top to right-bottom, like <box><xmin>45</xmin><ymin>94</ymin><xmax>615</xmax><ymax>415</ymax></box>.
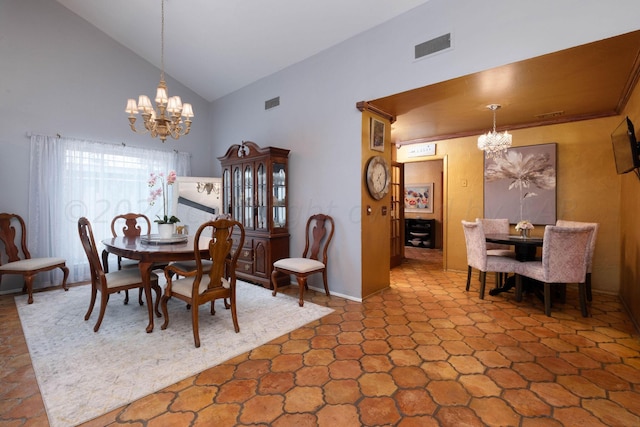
<box><xmin>160</xmin><ymin>0</ymin><xmax>165</xmax><ymax>81</ymax></box>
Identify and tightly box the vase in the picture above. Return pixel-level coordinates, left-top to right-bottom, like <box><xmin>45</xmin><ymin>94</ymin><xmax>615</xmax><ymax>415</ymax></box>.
<box><xmin>520</xmin><ymin>229</ymin><xmax>530</xmax><ymax>239</ymax></box>
<box><xmin>157</xmin><ymin>223</ymin><xmax>174</xmax><ymax>239</ymax></box>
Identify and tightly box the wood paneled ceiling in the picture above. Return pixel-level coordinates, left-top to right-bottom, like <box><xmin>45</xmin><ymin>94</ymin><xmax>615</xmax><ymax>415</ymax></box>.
<box><xmin>369</xmin><ymin>30</ymin><xmax>640</xmax><ymax>144</ymax></box>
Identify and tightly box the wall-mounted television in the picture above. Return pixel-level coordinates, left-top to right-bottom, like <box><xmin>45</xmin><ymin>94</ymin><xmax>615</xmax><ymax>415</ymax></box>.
<box><xmin>611</xmin><ymin>116</ymin><xmax>640</xmax><ymax>174</ymax></box>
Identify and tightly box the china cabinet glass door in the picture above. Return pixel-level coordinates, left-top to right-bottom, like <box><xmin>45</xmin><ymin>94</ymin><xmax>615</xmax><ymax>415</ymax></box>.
<box><xmin>243</xmin><ymin>164</ymin><xmax>253</xmax><ymax>229</ymax></box>
<box><xmin>232</xmin><ymin>166</ymin><xmax>242</xmax><ymax>221</ymax></box>
<box><xmin>256</xmin><ymin>162</ymin><xmax>267</xmax><ymax>229</ymax></box>
<box><xmin>272</xmin><ymin>162</ymin><xmax>286</xmax><ymax>228</ymax></box>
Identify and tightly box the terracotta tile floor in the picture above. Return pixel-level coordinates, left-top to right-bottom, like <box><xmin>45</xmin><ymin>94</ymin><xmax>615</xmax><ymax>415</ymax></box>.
<box><xmin>2</xmin><ymin>247</ymin><xmax>640</xmax><ymax>426</ymax></box>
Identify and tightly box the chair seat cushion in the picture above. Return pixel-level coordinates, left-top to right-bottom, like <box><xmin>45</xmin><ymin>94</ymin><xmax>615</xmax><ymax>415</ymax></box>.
<box><xmin>273</xmin><ymin>258</ymin><xmax>325</xmax><ymax>274</ymax></box>
<box><xmin>105</xmin><ymin>269</ymin><xmax>158</xmax><ymax>289</ymax></box>
<box><xmin>0</xmin><ymin>257</ymin><xmax>65</xmax><ymax>272</ymax></box>
<box><xmin>170</xmin><ymin>259</ymin><xmax>213</xmax><ymax>273</ymax></box>
<box><xmin>170</xmin><ymin>275</ymin><xmax>230</xmax><ymax>298</ymax></box>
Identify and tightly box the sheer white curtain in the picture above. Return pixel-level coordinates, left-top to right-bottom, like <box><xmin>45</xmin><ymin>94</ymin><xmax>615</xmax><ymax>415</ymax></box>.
<box><xmin>28</xmin><ymin>134</ymin><xmax>191</xmax><ymax>284</ymax></box>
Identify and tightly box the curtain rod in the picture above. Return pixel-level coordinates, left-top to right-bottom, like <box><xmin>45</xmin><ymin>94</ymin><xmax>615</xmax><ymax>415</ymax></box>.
<box><xmin>26</xmin><ymin>131</ymin><xmax>186</xmax><ymax>155</ymax></box>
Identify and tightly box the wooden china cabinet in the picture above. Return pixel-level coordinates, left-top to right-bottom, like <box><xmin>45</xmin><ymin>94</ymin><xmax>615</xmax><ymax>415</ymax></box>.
<box><xmin>218</xmin><ymin>141</ymin><xmax>290</xmax><ymax>288</ymax></box>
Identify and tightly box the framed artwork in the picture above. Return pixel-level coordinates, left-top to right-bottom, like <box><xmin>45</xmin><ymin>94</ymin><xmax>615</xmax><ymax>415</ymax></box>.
<box><xmin>484</xmin><ymin>143</ymin><xmax>557</xmax><ymax>225</ymax></box>
<box><xmin>404</xmin><ymin>182</ymin><xmax>433</xmax><ymax>213</ymax></box>
<box><xmin>370</xmin><ymin>118</ymin><xmax>385</xmax><ymax>152</ymax></box>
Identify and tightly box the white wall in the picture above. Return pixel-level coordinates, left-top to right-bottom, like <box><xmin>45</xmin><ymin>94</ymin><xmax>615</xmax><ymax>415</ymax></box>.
<box><xmin>209</xmin><ymin>0</ymin><xmax>640</xmax><ymax>299</ymax></box>
<box><xmin>0</xmin><ymin>0</ymin><xmax>211</xmax><ymax>291</ymax></box>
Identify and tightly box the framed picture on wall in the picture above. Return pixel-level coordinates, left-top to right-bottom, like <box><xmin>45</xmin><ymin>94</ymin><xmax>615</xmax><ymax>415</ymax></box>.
<box><xmin>370</xmin><ymin>118</ymin><xmax>385</xmax><ymax>152</ymax></box>
<box><xmin>404</xmin><ymin>182</ymin><xmax>433</xmax><ymax>213</ymax></box>
<box><xmin>484</xmin><ymin>143</ymin><xmax>557</xmax><ymax>224</ymax></box>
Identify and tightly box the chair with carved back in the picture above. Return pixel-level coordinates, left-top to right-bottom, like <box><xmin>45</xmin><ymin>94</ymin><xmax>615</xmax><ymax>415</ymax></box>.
<box><xmin>515</xmin><ymin>225</ymin><xmax>593</xmax><ymax>317</ymax></box>
<box><xmin>0</xmin><ymin>213</ymin><xmax>69</xmax><ymax>304</ymax></box>
<box><xmin>161</xmin><ymin>218</ymin><xmax>245</xmax><ymax>348</ymax></box>
<box><xmin>271</xmin><ymin>214</ymin><xmax>335</xmax><ymax>307</ymax></box>
<box><xmin>101</xmin><ymin>213</ymin><xmax>152</xmax><ymax>306</ymax></box>
<box><xmin>78</xmin><ymin>217</ymin><xmax>159</xmax><ymax>332</ymax></box>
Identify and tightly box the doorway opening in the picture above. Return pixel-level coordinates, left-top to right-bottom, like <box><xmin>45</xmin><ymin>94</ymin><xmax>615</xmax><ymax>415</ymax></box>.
<box><xmin>400</xmin><ymin>158</ymin><xmax>444</xmax><ymax>266</ymax></box>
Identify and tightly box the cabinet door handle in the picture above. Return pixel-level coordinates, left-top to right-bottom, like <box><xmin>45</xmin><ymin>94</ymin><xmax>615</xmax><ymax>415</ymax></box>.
<box><xmin>244</xmin><ymin>264</ymin><xmax>250</xmax><ymax>271</ymax></box>
<box><xmin>243</xmin><ymin>250</ymin><xmax>250</xmax><ymax>257</ymax></box>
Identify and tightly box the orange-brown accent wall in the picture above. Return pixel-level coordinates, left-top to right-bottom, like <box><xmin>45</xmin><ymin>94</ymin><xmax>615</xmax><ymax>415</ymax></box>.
<box><xmin>396</xmin><ymin>114</ymin><xmax>625</xmax><ymax>299</ymax></box>
<box><xmin>619</xmin><ymin>79</ymin><xmax>640</xmax><ymax>329</ymax></box>
<box><xmin>361</xmin><ymin>112</ymin><xmax>392</xmax><ymax>298</ymax></box>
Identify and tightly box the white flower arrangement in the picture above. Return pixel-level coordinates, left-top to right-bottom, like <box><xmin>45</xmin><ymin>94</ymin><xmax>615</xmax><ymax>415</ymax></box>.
<box><xmin>515</xmin><ymin>220</ymin><xmax>534</xmax><ymax>231</ymax></box>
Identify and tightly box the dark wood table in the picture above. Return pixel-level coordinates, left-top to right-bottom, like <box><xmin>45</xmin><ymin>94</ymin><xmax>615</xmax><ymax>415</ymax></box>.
<box><xmin>485</xmin><ymin>233</ymin><xmax>543</xmax><ymax>262</ymax></box>
<box><xmin>101</xmin><ymin>235</ymin><xmax>210</xmax><ymax>333</ymax></box>
<box><xmin>485</xmin><ymin>233</ymin><xmax>544</xmax><ymax>296</ymax></box>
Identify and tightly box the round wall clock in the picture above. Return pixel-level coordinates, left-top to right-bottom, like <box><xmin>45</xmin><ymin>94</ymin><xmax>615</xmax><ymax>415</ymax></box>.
<box><xmin>365</xmin><ymin>155</ymin><xmax>391</xmax><ymax>200</ymax></box>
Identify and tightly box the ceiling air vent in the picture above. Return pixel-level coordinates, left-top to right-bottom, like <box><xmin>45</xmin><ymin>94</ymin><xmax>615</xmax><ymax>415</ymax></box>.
<box><xmin>265</xmin><ymin>96</ymin><xmax>280</xmax><ymax>110</ymax></box>
<box><xmin>415</xmin><ymin>33</ymin><xmax>451</xmax><ymax>60</ymax></box>
<box><xmin>535</xmin><ymin>111</ymin><xmax>565</xmax><ymax>119</ymax></box>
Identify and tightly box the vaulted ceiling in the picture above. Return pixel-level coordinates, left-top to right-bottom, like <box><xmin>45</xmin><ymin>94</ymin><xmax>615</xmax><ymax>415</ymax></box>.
<box><xmin>56</xmin><ymin>0</ymin><xmax>430</xmax><ymax>102</ymax></box>
<box><xmin>56</xmin><ymin>1</ymin><xmax>640</xmax><ymax>143</ymax></box>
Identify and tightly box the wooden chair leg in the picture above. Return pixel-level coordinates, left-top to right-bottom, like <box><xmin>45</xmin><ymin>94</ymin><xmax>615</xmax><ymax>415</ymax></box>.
<box><xmin>322</xmin><ymin>270</ymin><xmax>330</xmax><ymax>296</ymax></box>
<box><xmin>94</xmin><ymin>293</ymin><xmax>109</xmax><ymax>332</ymax></box>
<box><xmin>465</xmin><ymin>266</ymin><xmax>472</xmax><ymax>291</ymax></box>
<box><xmin>479</xmin><ymin>271</ymin><xmax>486</xmax><ymax>299</ymax></box>
<box><xmin>60</xmin><ymin>265</ymin><xmax>69</xmax><ymax>291</ymax></box>
<box><xmin>586</xmin><ymin>273</ymin><xmax>593</xmax><ymax>302</ymax></box>
<box><xmin>544</xmin><ymin>283</ymin><xmax>552</xmax><ymax>316</ymax></box>
<box><xmin>24</xmin><ymin>274</ymin><xmax>35</xmax><ymax>304</ymax></box>
<box><xmin>192</xmin><ymin>302</ymin><xmax>201</xmax><ymax>348</ymax></box>
<box><xmin>271</xmin><ymin>270</ymin><xmax>280</xmax><ymax>297</ymax></box>
<box><xmin>230</xmin><ymin>294</ymin><xmax>239</xmax><ymax>333</ymax></box>
<box><xmin>579</xmin><ymin>282</ymin><xmax>589</xmax><ymax>317</ymax></box>
<box><xmin>296</xmin><ymin>276</ymin><xmax>307</xmax><ymax>307</ymax></box>
<box><xmin>84</xmin><ymin>284</ymin><xmax>98</xmax><ymax>321</ymax></box>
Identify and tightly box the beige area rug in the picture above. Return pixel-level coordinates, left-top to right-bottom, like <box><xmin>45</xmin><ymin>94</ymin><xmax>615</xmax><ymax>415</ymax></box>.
<box><xmin>15</xmin><ymin>281</ymin><xmax>334</xmax><ymax>427</ymax></box>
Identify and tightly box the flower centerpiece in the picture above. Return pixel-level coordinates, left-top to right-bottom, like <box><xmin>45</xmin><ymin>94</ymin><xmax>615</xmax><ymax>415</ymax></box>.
<box><xmin>148</xmin><ymin>170</ymin><xmax>180</xmax><ymax>238</ymax></box>
<box><xmin>515</xmin><ymin>220</ymin><xmax>534</xmax><ymax>238</ymax></box>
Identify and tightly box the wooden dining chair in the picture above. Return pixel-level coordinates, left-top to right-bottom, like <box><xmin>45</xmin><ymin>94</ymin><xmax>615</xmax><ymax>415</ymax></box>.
<box><xmin>78</xmin><ymin>217</ymin><xmax>159</xmax><ymax>332</ymax></box>
<box><xmin>271</xmin><ymin>214</ymin><xmax>335</xmax><ymax>307</ymax></box>
<box><xmin>0</xmin><ymin>212</ymin><xmax>69</xmax><ymax>304</ymax></box>
<box><xmin>515</xmin><ymin>225</ymin><xmax>593</xmax><ymax>317</ymax></box>
<box><xmin>161</xmin><ymin>218</ymin><xmax>245</xmax><ymax>348</ymax></box>
<box><xmin>101</xmin><ymin>213</ymin><xmax>152</xmax><ymax>306</ymax></box>
<box><xmin>556</xmin><ymin>220</ymin><xmax>599</xmax><ymax>301</ymax></box>
<box><xmin>461</xmin><ymin>220</ymin><xmax>521</xmax><ymax>299</ymax></box>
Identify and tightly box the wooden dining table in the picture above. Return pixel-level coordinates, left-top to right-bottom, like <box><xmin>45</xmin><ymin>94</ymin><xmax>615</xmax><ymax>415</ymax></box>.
<box><xmin>101</xmin><ymin>235</ymin><xmax>210</xmax><ymax>333</ymax></box>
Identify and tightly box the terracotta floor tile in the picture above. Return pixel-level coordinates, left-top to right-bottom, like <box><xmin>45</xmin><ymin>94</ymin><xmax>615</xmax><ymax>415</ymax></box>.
<box><xmin>4</xmin><ymin>248</ymin><xmax>640</xmax><ymax>427</ymax></box>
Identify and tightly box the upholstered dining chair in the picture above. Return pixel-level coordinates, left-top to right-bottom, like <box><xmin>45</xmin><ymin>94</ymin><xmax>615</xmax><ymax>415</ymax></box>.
<box><xmin>556</xmin><ymin>220</ymin><xmax>599</xmax><ymax>301</ymax></box>
<box><xmin>476</xmin><ymin>217</ymin><xmax>516</xmax><ymax>287</ymax></box>
<box><xmin>101</xmin><ymin>213</ymin><xmax>152</xmax><ymax>306</ymax></box>
<box><xmin>515</xmin><ymin>225</ymin><xmax>593</xmax><ymax>317</ymax></box>
<box><xmin>271</xmin><ymin>213</ymin><xmax>335</xmax><ymax>307</ymax></box>
<box><xmin>0</xmin><ymin>212</ymin><xmax>69</xmax><ymax>304</ymax></box>
<box><xmin>161</xmin><ymin>218</ymin><xmax>245</xmax><ymax>348</ymax></box>
<box><xmin>78</xmin><ymin>217</ymin><xmax>159</xmax><ymax>332</ymax></box>
<box><xmin>462</xmin><ymin>220</ymin><xmax>521</xmax><ymax>299</ymax></box>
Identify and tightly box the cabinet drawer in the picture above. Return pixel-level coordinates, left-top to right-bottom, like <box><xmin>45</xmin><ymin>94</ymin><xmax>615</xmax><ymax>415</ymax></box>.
<box><xmin>237</xmin><ymin>260</ymin><xmax>253</xmax><ymax>274</ymax></box>
<box><xmin>238</xmin><ymin>247</ymin><xmax>253</xmax><ymax>261</ymax></box>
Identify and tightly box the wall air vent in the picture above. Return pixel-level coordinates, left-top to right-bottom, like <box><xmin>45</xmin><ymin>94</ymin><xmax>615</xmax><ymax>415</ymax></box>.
<box><xmin>415</xmin><ymin>33</ymin><xmax>451</xmax><ymax>60</ymax></box>
<box><xmin>265</xmin><ymin>96</ymin><xmax>280</xmax><ymax>110</ymax></box>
